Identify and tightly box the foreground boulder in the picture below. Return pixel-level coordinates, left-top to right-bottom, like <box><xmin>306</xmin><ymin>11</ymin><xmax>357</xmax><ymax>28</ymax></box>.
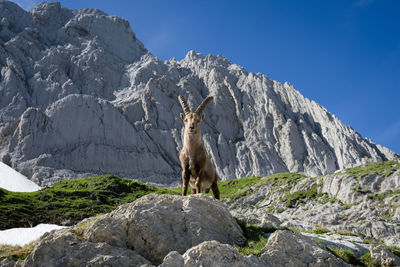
<box><xmin>83</xmin><ymin>194</ymin><xmax>246</xmax><ymax>264</ymax></box>
<box><xmin>20</xmin><ymin>230</ymin><xmax>151</xmax><ymax>267</ymax></box>
<box><xmin>160</xmin><ymin>240</ymin><xmax>265</xmax><ymax>267</ymax></box>
<box><xmin>260</xmin><ymin>230</ymin><xmax>350</xmax><ymax>267</ymax></box>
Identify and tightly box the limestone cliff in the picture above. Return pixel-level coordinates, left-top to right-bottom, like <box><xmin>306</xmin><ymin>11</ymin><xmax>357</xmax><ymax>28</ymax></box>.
<box><xmin>0</xmin><ymin>1</ymin><xmax>396</xmax><ymax>185</ymax></box>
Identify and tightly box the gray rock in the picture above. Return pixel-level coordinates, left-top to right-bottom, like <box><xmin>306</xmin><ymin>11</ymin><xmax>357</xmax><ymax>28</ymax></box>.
<box><xmin>84</xmin><ymin>194</ymin><xmax>246</xmax><ymax>264</ymax></box>
<box><xmin>235</xmin><ymin>213</ymin><xmax>281</xmax><ymax>230</ymax></box>
<box><xmin>394</xmin><ymin>206</ymin><xmax>400</xmax><ymax>221</ymax></box>
<box><xmin>260</xmin><ymin>230</ymin><xmax>350</xmax><ymax>267</ymax></box>
<box><xmin>20</xmin><ymin>229</ymin><xmax>152</xmax><ymax>267</ymax></box>
<box><xmin>321</xmin><ymin>171</ymin><xmax>400</xmax><ymax>205</ymax></box>
<box><xmin>0</xmin><ymin>1</ymin><xmax>397</xmax><ymax>186</ymax></box>
<box><xmin>159</xmin><ymin>251</ymin><xmax>184</xmax><ymax>267</ymax></box>
<box><xmin>181</xmin><ymin>240</ymin><xmax>266</xmax><ymax>267</ymax></box>
<box><xmin>321</xmin><ymin>174</ymin><xmax>362</xmax><ymax>205</ymax></box>
<box><xmin>260</xmin><ymin>213</ymin><xmax>282</xmax><ymax>229</ymax></box>
<box><xmin>302</xmin><ymin>232</ymin><xmax>369</xmax><ymax>258</ymax></box>
<box><xmin>0</xmin><ymin>258</ymin><xmax>16</xmax><ymax>267</ymax></box>
<box><xmin>370</xmin><ymin>245</ymin><xmax>400</xmax><ymax>266</ymax></box>
<box><xmin>358</xmin><ymin>221</ymin><xmax>400</xmax><ymax>247</ymax></box>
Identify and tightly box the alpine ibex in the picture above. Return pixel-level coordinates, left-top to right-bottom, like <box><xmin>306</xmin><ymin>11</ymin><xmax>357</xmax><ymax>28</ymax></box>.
<box><xmin>178</xmin><ymin>95</ymin><xmax>220</xmax><ymax>199</ymax></box>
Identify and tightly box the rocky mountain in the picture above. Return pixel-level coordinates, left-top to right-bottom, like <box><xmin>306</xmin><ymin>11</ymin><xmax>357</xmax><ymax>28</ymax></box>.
<box><xmin>0</xmin><ymin>1</ymin><xmax>397</xmax><ymax>186</ymax></box>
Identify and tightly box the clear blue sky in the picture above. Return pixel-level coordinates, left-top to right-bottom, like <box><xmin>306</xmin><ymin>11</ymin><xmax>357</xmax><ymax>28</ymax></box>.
<box><xmin>14</xmin><ymin>0</ymin><xmax>400</xmax><ymax>154</ymax></box>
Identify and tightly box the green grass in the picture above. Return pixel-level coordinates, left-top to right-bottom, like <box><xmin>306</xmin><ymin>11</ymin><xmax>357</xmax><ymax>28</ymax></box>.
<box><xmin>335</xmin><ymin>229</ymin><xmax>359</xmax><ymax>237</ymax></box>
<box><xmin>172</xmin><ymin>176</ymin><xmax>262</xmax><ymax>200</ymax></box>
<box><xmin>311</xmin><ymin>226</ymin><xmax>330</xmax><ymax>234</ymax></box>
<box><xmin>326</xmin><ymin>246</ymin><xmax>362</xmax><ymax>265</ymax></box>
<box><xmin>368</xmin><ymin>190</ymin><xmax>400</xmax><ymax>201</ymax></box>
<box><xmin>258</xmin><ymin>173</ymin><xmax>328</xmax><ymax>210</ymax></box>
<box><xmin>355</xmin><ymin>246</ymin><xmax>400</xmax><ymax>266</ymax></box>
<box><xmin>224</xmin><ymin>172</ymin><xmax>313</xmax><ymax>210</ymax></box>
<box><xmin>362</xmin><ymin>239</ymin><xmax>385</xmax><ymax>246</ymax></box>
<box><xmin>284</xmin><ymin>184</ymin><xmax>323</xmax><ymax>208</ymax></box>
<box><xmin>0</xmin><ymin>175</ymin><xmax>179</xmax><ymax>229</ymax></box>
<box><xmin>180</xmin><ymin>172</ymin><xmax>317</xmax><ymax>210</ymax></box>
<box><xmin>0</xmin><ymin>241</ymin><xmax>38</xmax><ymax>261</ymax></box>
<box><xmin>258</xmin><ymin>172</ymin><xmax>306</xmax><ymax>188</ymax></box>
<box><xmin>217</xmin><ymin>176</ymin><xmax>262</xmax><ymax>198</ymax></box>
<box><xmin>283</xmin><ymin>226</ymin><xmax>302</xmax><ymax>234</ymax></box>
<box><xmin>352</xmin><ymin>184</ymin><xmax>370</xmax><ymax>194</ymax></box>
<box><xmin>235</xmin><ymin>222</ymin><xmax>273</xmax><ymax>256</ymax></box>
<box><xmin>359</xmin><ymin>252</ymin><xmax>378</xmax><ymax>267</ymax></box>
<box><xmin>0</xmin><ymin>173</ymin><xmax>306</xmax><ymax>230</ymax></box>
<box><xmin>276</xmin><ymin>207</ymin><xmax>285</xmax><ymax>213</ymax></box>
<box><xmin>344</xmin><ymin>159</ymin><xmax>400</xmax><ymax>180</ymax></box>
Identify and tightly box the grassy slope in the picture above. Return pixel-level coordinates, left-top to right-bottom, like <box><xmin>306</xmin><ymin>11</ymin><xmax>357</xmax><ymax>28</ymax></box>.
<box><xmin>3</xmin><ymin>159</ymin><xmax>398</xmax><ymax>230</ymax></box>
<box><xmin>0</xmin><ymin>175</ymin><xmax>178</xmax><ymax>229</ymax></box>
<box><xmin>1</xmin><ymin>159</ymin><xmax>399</xmax><ymax>262</ymax></box>
<box><xmin>343</xmin><ymin>159</ymin><xmax>400</xmax><ymax>179</ymax></box>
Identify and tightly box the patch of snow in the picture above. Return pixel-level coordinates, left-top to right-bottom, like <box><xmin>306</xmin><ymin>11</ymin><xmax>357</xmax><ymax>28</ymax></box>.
<box><xmin>0</xmin><ymin>224</ymin><xmax>67</xmax><ymax>246</ymax></box>
<box><xmin>0</xmin><ymin>162</ymin><xmax>41</xmax><ymax>192</ymax></box>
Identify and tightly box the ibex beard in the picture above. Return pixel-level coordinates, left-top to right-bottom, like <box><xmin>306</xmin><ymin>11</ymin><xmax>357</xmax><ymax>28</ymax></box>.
<box><xmin>178</xmin><ymin>95</ymin><xmax>220</xmax><ymax>199</ymax></box>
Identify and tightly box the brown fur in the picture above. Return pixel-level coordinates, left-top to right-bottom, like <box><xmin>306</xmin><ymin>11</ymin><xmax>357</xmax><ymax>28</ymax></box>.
<box><xmin>178</xmin><ymin>96</ymin><xmax>220</xmax><ymax>199</ymax></box>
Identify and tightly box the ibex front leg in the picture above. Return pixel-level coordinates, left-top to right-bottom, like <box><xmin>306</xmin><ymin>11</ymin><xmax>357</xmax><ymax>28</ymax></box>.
<box><xmin>182</xmin><ymin>167</ymin><xmax>190</xmax><ymax>196</ymax></box>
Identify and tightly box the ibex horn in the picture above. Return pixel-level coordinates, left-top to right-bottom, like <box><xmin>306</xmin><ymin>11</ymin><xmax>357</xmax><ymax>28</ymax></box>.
<box><xmin>195</xmin><ymin>96</ymin><xmax>214</xmax><ymax>115</ymax></box>
<box><xmin>178</xmin><ymin>95</ymin><xmax>191</xmax><ymax>115</ymax></box>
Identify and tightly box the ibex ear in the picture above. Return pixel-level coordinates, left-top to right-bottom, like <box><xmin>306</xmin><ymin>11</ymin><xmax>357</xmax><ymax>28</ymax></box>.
<box><xmin>180</xmin><ymin>113</ymin><xmax>185</xmax><ymax>121</ymax></box>
<box><xmin>200</xmin><ymin>113</ymin><xmax>205</xmax><ymax>121</ymax></box>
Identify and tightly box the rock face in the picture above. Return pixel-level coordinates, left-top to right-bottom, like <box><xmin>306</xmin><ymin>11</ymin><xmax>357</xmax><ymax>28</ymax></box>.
<box><xmin>83</xmin><ymin>194</ymin><xmax>246</xmax><ymax>264</ymax></box>
<box><xmin>260</xmin><ymin>230</ymin><xmax>350</xmax><ymax>267</ymax></box>
<box><xmin>21</xmin><ymin>229</ymin><xmax>152</xmax><ymax>267</ymax></box>
<box><xmin>0</xmin><ymin>1</ymin><xmax>397</xmax><ymax>186</ymax></box>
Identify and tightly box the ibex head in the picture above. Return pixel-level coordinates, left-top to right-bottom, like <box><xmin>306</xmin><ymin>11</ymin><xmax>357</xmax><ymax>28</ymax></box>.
<box><xmin>178</xmin><ymin>95</ymin><xmax>213</xmax><ymax>134</ymax></box>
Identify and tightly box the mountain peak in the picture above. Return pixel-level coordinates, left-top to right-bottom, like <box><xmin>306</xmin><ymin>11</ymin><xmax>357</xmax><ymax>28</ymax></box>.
<box><xmin>0</xmin><ymin>2</ymin><xmax>396</xmax><ymax>185</ymax></box>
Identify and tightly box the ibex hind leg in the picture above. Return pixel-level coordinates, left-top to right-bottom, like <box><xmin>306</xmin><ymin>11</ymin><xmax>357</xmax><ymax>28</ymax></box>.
<box><xmin>211</xmin><ymin>180</ymin><xmax>220</xmax><ymax>200</ymax></box>
<box><xmin>195</xmin><ymin>176</ymin><xmax>201</xmax><ymax>195</ymax></box>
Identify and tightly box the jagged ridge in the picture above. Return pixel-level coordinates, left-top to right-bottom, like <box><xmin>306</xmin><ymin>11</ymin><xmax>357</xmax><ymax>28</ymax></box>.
<box><xmin>0</xmin><ymin>1</ymin><xmax>397</xmax><ymax>186</ymax></box>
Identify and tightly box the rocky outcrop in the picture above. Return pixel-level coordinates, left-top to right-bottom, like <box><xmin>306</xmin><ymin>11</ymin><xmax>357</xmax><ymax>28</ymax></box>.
<box><xmin>227</xmin><ymin>160</ymin><xmax>400</xmax><ymax>248</ymax></box>
<box><xmin>370</xmin><ymin>245</ymin><xmax>400</xmax><ymax>266</ymax></box>
<box><xmin>83</xmin><ymin>194</ymin><xmax>245</xmax><ymax>264</ymax></box>
<box><xmin>160</xmin><ymin>241</ymin><xmax>266</xmax><ymax>267</ymax></box>
<box><xmin>0</xmin><ymin>1</ymin><xmax>397</xmax><ymax>186</ymax></box>
<box><xmin>321</xmin><ymin>171</ymin><xmax>400</xmax><ymax>205</ymax></box>
<box><xmin>260</xmin><ymin>230</ymin><xmax>350</xmax><ymax>267</ymax></box>
<box><xmin>4</xmin><ymin>192</ymin><xmax>399</xmax><ymax>266</ymax></box>
<box><xmin>21</xmin><ymin>229</ymin><xmax>152</xmax><ymax>267</ymax></box>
